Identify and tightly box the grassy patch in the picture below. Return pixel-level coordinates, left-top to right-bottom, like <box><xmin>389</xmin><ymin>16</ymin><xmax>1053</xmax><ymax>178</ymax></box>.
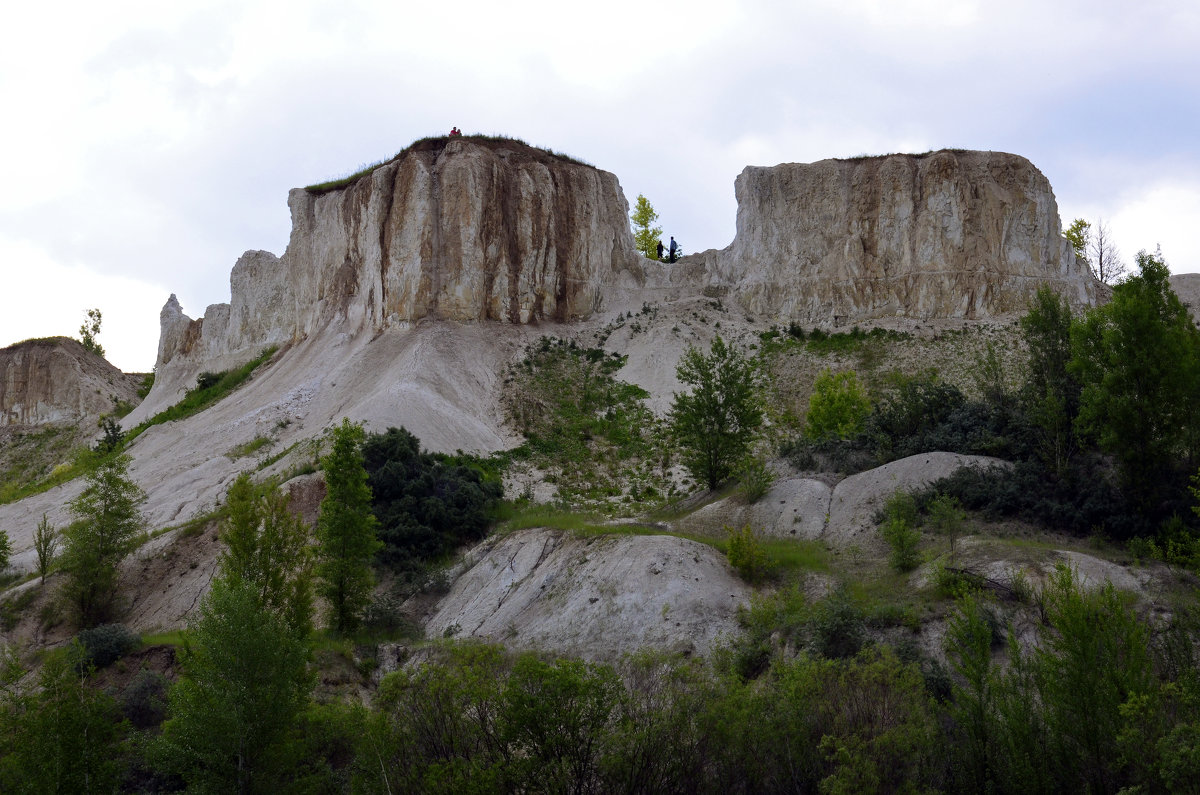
<box><xmin>0</xmin><ymin>587</ymin><xmax>38</xmax><ymax>631</ymax></box>
<box><xmin>0</xmin><ymin>425</ymin><xmax>86</xmax><ymax>504</ymax></box>
<box><xmin>124</xmin><ymin>346</ymin><xmax>278</xmax><ymax>446</ymax></box>
<box><xmin>139</xmin><ymin>630</ymin><xmax>186</xmax><ymax>647</ymax></box>
<box><xmin>227</xmin><ymin>436</ymin><xmax>272</xmax><ymax>460</ymax></box>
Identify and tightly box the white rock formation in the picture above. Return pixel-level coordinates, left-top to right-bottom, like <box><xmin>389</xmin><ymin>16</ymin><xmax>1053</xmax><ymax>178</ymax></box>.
<box><xmin>0</xmin><ymin>337</ymin><xmax>140</xmax><ymax>427</ymax></box>
<box><xmin>686</xmin><ymin>149</ymin><xmax>1099</xmax><ymax>325</ymax></box>
<box><xmin>425</xmin><ymin>528</ymin><xmax>752</xmax><ymax>661</ymax></box>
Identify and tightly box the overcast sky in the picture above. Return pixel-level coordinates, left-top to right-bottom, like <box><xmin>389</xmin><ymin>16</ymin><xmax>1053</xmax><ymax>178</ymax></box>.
<box><xmin>2</xmin><ymin>0</ymin><xmax>1198</xmax><ymax>371</ymax></box>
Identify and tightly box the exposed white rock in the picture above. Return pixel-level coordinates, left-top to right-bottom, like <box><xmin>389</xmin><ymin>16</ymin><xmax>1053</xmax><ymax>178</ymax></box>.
<box><xmin>687</xmin><ymin>150</ymin><xmax>1099</xmax><ymax>325</ymax></box>
<box><xmin>0</xmin><ymin>337</ymin><xmax>140</xmax><ymax>427</ymax></box>
<box><xmin>425</xmin><ymin>528</ymin><xmax>752</xmax><ymax>661</ymax></box>
<box><xmin>672</xmin><ymin>477</ymin><xmax>833</xmax><ymax>540</ymax></box>
<box><xmin>825</xmin><ymin>452</ymin><xmax>1009</xmax><ymax>545</ymax></box>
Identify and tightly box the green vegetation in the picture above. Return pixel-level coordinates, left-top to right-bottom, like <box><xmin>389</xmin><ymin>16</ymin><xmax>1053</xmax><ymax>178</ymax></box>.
<box><xmin>880</xmin><ymin>490</ymin><xmax>923</xmax><ymax>572</ymax></box>
<box><xmin>725</xmin><ymin>523</ymin><xmax>771</xmax><ymax>584</ymax></box>
<box><xmin>304</xmin><ymin>133</ymin><xmax>592</xmax><ymax>194</ymax></box>
<box><xmin>0</xmin><ymin>424</ymin><xmax>84</xmax><ymax>504</ymax></box>
<box><xmin>504</xmin><ymin>336</ymin><xmax>672</xmax><ymax>510</ymax></box>
<box><xmin>124</xmin><ymin>346</ymin><xmax>278</xmax><ymax>445</ymax></box>
<box><xmin>670</xmin><ymin>335</ymin><xmax>764</xmax><ymax>490</ymax></box>
<box><xmin>219</xmin><ymin>472</ymin><xmax>315</xmax><ymax>637</ymax></box>
<box><xmin>60</xmin><ymin>454</ymin><xmax>145</xmax><ymax>627</ymax></box>
<box><xmin>154</xmin><ymin>577</ymin><xmax>314</xmax><ymax>791</ymax></box>
<box><xmin>362</xmin><ymin>426</ymin><xmax>502</xmax><ymax>573</ymax></box>
<box><xmin>78</xmin><ymin>307</ymin><xmax>104</xmax><ymax>357</ymax></box>
<box><xmin>805</xmin><ymin>368</ymin><xmax>871</xmax><ymax>440</ymax></box>
<box><xmin>226</xmin><ymin>435</ymin><xmax>272</xmax><ymax>459</ymax></box>
<box><xmin>630</xmin><ymin>194</ymin><xmax>663</xmax><ymax>259</ymax></box>
<box><xmin>317</xmin><ymin>419</ymin><xmax>381</xmax><ymax>634</ymax></box>
<box><xmin>760</xmin><ymin>323</ymin><xmax>911</xmax><ymax>357</ymax></box>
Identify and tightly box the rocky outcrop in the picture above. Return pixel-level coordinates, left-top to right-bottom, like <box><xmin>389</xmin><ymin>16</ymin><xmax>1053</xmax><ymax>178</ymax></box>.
<box><xmin>0</xmin><ymin>337</ymin><xmax>141</xmax><ymax>427</ymax></box>
<box><xmin>425</xmin><ymin>528</ymin><xmax>751</xmax><ymax>661</ymax></box>
<box><xmin>690</xmin><ymin>150</ymin><xmax>1099</xmax><ymax>324</ymax></box>
<box><xmin>145</xmin><ymin>137</ymin><xmax>643</xmax><ymax>410</ymax></box>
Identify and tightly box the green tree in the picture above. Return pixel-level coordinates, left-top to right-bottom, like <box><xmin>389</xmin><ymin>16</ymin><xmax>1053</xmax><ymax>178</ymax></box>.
<box><xmin>1070</xmin><ymin>249</ymin><xmax>1200</xmax><ymax>511</ymax></box>
<box><xmin>1020</xmin><ymin>286</ymin><xmax>1080</xmax><ymax>476</ymax></box>
<box><xmin>155</xmin><ymin>578</ymin><xmax>313</xmax><ymax>793</ymax></box>
<box><xmin>0</xmin><ymin>530</ymin><xmax>9</xmax><ymax>572</ymax></box>
<box><xmin>61</xmin><ymin>454</ymin><xmax>145</xmax><ymax>626</ymax></box>
<box><xmin>630</xmin><ymin>194</ymin><xmax>663</xmax><ymax>260</ymax></box>
<box><xmin>0</xmin><ymin>646</ymin><xmax>128</xmax><ymax>794</ymax></box>
<box><xmin>78</xmin><ymin>308</ymin><xmax>104</xmax><ymax>357</ymax></box>
<box><xmin>1064</xmin><ymin>218</ymin><xmax>1090</xmax><ymax>263</ymax></box>
<box><xmin>927</xmin><ymin>493</ymin><xmax>966</xmax><ymax>565</ymax></box>
<box><xmin>218</xmin><ymin>473</ymin><xmax>314</xmax><ymax>637</ymax></box>
<box><xmin>316</xmin><ymin>419</ymin><xmax>381</xmax><ymax>633</ymax></box>
<box><xmin>34</xmin><ymin>513</ymin><xmax>58</xmax><ymax>585</ymax></box>
<box><xmin>669</xmin><ymin>336</ymin><xmax>763</xmax><ymax>490</ymax></box>
<box><xmin>805</xmin><ymin>369</ymin><xmax>871</xmax><ymax>441</ymax></box>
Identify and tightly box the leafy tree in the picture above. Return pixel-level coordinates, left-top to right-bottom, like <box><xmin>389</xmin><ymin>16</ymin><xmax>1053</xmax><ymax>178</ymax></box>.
<box><xmin>0</xmin><ymin>646</ymin><xmax>128</xmax><ymax>794</ymax></box>
<box><xmin>34</xmin><ymin>513</ymin><xmax>58</xmax><ymax>585</ymax></box>
<box><xmin>316</xmin><ymin>419</ymin><xmax>381</xmax><ymax>633</ymax></box>
<box><xmin>61</xmin><ymin>453</ymin><xmax>145</xmax><ymax>626</ymax></box>
<box><xmin>669</xmin><ymin>336</ymin><xmax>763</xmax><ymax>490</ymax></box>
<box><xmin>927</xmin><ymin>493</ymin><xmax>966</xmax><ymax>565</ymax></box>
<box><xmin>78</xmin><ymin>308</ymin><xmax>104</xmax><ymax>357</ymax></box>
<box><xmin>155</xmin><ymin>578</ymin><xmax>313</xmax><ymax>793</ymax></box>
<box><xmin>218</xmin><ymin>473</ymin><xmax>314</xmax><ymax>637</ymax></box>
<box><xmin>0</xmin><ymin>530</ymin><xmax>9</xmax><ymax>572</ymax></box>
<box><xmin>630</xmin><ymin>194</ymin><xmax>663</xmax><ymax>260</ymax></box>
<box><xmin>1020</xmin><ymin>286</ymin><xmax>1080</xmax><ymax>476</ymax></box>
<box><xmin>805</xmin><ymin>369</ymin><xmax>871</xmax><ymax>441</ymax></box>
<box><xmin>362</xmin><ymin>427</ymin><xmax>502</xmax><ymax>572</ymax></box>
<box><xmin>1070</xmin><ymin>249</ymin><xmax>1200</xmax><ymax>514</ymax></box>
<box><xmin>1064</xmin><ymin>218</ymin><xmax>1090</xmax><ymax>262</ymax></box>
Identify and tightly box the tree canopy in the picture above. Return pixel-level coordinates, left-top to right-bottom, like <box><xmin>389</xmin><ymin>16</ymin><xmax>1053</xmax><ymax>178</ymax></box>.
<box><xmin>669</xmin><ymin>336</ymin><xmax>763</xmax><ymax>490</ymax></box>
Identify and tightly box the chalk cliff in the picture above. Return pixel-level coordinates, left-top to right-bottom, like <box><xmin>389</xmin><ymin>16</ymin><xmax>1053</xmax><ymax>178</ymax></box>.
<box><xmin>690</xmin><ymin>149</ymin><xmax>1098</xmax><ymax>324</ymax></box>
<box><xmin>0</xmin><ymin>337</ymin><xmax>140</xmax><ymax>427</ymax></box>
<box><xmin>145</xmin><ymin>137</ymin><xmax>642</xmax><ymax>412</ymax></box>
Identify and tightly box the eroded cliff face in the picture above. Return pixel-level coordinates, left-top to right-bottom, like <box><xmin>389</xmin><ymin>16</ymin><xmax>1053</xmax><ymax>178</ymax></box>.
<box><xmin>694</xmin><ymin>149</ymin><xmax>1099</xmax><ymax>323</ymax></box>
<box><xmin>147</xmin><ymin>138</ymin><xmax>642</xmax><ymax>409</ymax></box>
<box><xmin>0</xmin><ymin>337</ymin><xmax>140</xmax><ymax>426</ymax></box>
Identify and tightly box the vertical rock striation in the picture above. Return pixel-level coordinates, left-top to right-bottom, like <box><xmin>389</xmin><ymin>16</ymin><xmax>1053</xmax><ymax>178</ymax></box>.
<box><xmin>146</xmin><ymin>137</ymin><xmax>642</xmax><ymax>407</ymax></box>
<box><xmin>0</xmin><ymin>337</ymin><xmax>140</xmax><ymax>426</ymax></box>
<box><xmin>694</xmin><ymin>149</ymin><xmax>1099</xmax><ymax>324</ymax></box>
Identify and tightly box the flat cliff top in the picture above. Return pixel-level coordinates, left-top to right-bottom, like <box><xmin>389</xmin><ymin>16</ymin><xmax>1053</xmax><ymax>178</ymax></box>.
<box><xmin>304</xmin><ymin>134</ymin><xmax>594</xmax><ymax>195</ymax></box>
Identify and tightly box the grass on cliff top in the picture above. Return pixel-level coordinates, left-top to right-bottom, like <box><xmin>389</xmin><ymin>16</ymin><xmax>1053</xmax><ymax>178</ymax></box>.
<box><xmin>304</xmin><ymin>134</ymin><xmax>592</xmax><ymax>194</ymax></box>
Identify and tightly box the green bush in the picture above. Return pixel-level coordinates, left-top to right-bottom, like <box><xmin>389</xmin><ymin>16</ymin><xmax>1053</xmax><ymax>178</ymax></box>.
<box><xmin>75</xmin><ymin>623</ymin><xmax>139</xmax><ymax>669</ymax></box>
<box><xmin>805</xmin><ymin>369</ymin><xmax>871</xmax><ymax>441</ymax></box>
<box><xmin>880</xmin><ymin>490</ymin><xmax>922</xmax><ymax>573</ymax></box>
<box><xmin>363</xmin><ymin>426</ymin><xmax>503</xmax><ymax>571</ymax></box>
<box><xmin>809</xmin><ymin>586</ymin><xmax>865</xmax><ymax>659</ymax></box>
<box><xmin>735</xmin><ymin>456</ymin><xmax>775</xmax><ymax>503</ymax></box>
<box><xmin>121</xmin><ymin>669</ymin><xmax>169</xmax><ymax>729</ymax></box>
<box><xmin>726</xmin><ymin>524</ymin><xmax>772</xmax><ymax>584</ymax></box>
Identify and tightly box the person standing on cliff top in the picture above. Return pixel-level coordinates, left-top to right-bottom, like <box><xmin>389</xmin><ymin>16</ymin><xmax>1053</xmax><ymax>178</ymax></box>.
<box><xmin>656</xmin><ymin>240</ymin><xmax>665</xmax><ymax>261</ymax></box>
<box><xmin>668</xmin><ymin>236</ymin><xmax>678</xmax><ymax>263</ymax></box>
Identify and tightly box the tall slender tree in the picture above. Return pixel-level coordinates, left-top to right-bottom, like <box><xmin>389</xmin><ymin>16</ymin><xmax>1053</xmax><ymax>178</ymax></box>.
<box><xmin>316</xmin><ymin>419</ymin><xmax>381</xmax><ymax>633</ymax></box>
<box><xmin>61</xmin><ymin>454</ymin><xmax>145</xmax><ymax>626</ymax></box>
<box><xmin>631</xmin><ymin>194</ymin><xmax>664</xmax><ymax>260</ymax></box>
<box><xmin>218</xmin><ymin>473</ymin><xmax>314</xmax><ymax>637</ymax></box>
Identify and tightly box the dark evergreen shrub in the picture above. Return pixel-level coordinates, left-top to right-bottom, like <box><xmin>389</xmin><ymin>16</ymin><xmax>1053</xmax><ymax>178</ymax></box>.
<box><xmin>362</xmin><ymin>427</ymin><xmax>503</xmax><ymax>571</ymax></box>
<box><xmin>76</xmin><ymin>623</ymin><xmax>139</xmax><ymax>669</ymax></box>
